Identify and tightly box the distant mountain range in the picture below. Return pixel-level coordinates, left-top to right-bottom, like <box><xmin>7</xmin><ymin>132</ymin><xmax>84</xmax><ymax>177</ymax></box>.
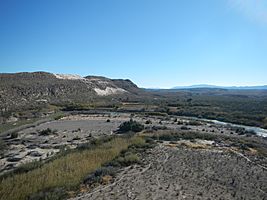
<box><xmin>171</xmin><ymin>84</ymin><xmax>267</xmax><ymax>90</ymax></box>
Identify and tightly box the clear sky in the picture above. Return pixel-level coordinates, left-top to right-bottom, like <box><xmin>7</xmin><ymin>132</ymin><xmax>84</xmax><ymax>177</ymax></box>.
<box><xmin>0</xmin><ymin>0</ymin><xmax>267</xmax><ymax>88</ymax></box>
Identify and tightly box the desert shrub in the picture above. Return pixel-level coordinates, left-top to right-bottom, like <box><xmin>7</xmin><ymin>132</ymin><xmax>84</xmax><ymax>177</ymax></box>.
<box><xmin>115</xmin><ymin>153</ymin><xmax>140</xmax><ymax>167</ymax></box>
<box><xmin>54</xmin><ymin>114</ymin><xmax>64</xmax><ymax>120</ymax></box>
<box><xmin>145</xmin><ymin>137</ymin><xmax>155</xmax><ymax>144</ymax></box>
<box><xmin>151</xmin><ymin>131</ymin><xmax>218</xmax><ymax>142</ymax></box>
<box><xmin>39</xmin><ymin>128</ymin><xmax>54</xmax><ymax>136</ymax></box>
<box><xmin>159</xmin><ymin>134</ymin><xmax>176</xmax><ymax>141</ymax></box>
<box><xmin>152</xmin><ymin>125</ymin><xmax>167</xmax><ymax>131</ymax></box>
<box><xmin>109</xmin><ymin>137</ymin><xmax>148</xmax><ymax>167</ymax></box>
<box><xmin>245</xmin><ymin>129</ymin><xmax>257</xmax><ymax>136</ymax></box>
<box><xmin>39</xmin><ymin>128</ymin><xmax>57</xmax><ymax>136</ymax></box>
<box><xmin>145</xmin><ymin>120</ymin><xmax>152</xmax><ymax>124</ymax></box>
<box><xmin>28</xmin><ymin>187</ymin><xmax>67</xmax><ymax>200</ymax></box>
<box><xmin>123</xmin><ymin>153</ymin><xmax>140</xmax><ymax>164</ymax></box>
<box><xmin>83</xmin><ymin>166</ymin><xmax>117</xmax><ymax>185</ymax></box>
<box><xmin>144</xmin><ymin>112</ymin><xmax>167</xmax><ymax>117</ymax></box>
<box><xmin>10</xmin><ymin>132</ymin><xmax>18</xmax><ymax>139</ymax></box>
<box><xmin>187</xmin><ymin>120</ymin><xmax>202</xmax><ymax>126</ymax></box>
<box><xmin>94</xmin><ymin>166</ymin><xmax>117</xmax><ymax>177</ymax></box>
<box><xmin>181</xmin><ymin>126</ymin><xmax>189</xmax><ymax>130</ymax></box>
<box><xmin>141</xmin><ymin>137</ymin><xmax>157</xmax><ymax>148</ymax></box>
<box><xmin>0</xmin><ymin>139</ymin><xmax>6</xmax><ymax>156</ymax></box>
<box><xmin>72</xmin><ymin>136</ymin><xmax>81</xmax><ymax>140</ymax></box>
<box><xmin>62</xmin><ymin>103</ymin><xmax>92</xmax><ymax>111</ymax></box>
<box><xmin>232</xmin><ymin>143</ymin><xmax>250</xmax><ymax>151</ymax></box>
<box><xmin>117</xmin><ymin>119</ymin><xmax>144</xmax><ymax>133</ymax></box>
<box><xmin>72</xmin><ymin>128</ymin><xmax>81</xmax><ymax>133</ymax></box>
<box><xmin>90</xmin><ymin>136</ymin><xmax>114</xmax><ymax>146</ymax></box>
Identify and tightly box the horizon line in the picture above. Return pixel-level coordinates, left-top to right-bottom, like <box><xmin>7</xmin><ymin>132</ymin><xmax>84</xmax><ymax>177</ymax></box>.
<box><xmin>0</xmin><ymin>70</ymin><xmax>266</xmax><ymax>89</ymax></box>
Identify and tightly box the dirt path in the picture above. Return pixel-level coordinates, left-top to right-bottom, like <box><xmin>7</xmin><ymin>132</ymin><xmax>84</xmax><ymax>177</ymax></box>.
<box><xmin>229</xmin><ymin>148</ymin><xmax>267</xmax><ymax>170</ymax></box>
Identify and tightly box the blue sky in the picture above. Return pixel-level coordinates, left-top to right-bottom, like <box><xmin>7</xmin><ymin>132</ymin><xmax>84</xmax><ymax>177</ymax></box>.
<box><xmin>0</xmin><ymin>0</ymin><xmax>267</xmax><ymax>88</ymax></box>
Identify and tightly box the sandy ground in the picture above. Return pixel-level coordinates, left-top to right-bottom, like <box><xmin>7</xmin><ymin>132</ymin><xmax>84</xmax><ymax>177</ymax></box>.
<box><xmin>71</xmin><ymin>143</ymin><xmax>267</xmax><ymax>200</ymax></box>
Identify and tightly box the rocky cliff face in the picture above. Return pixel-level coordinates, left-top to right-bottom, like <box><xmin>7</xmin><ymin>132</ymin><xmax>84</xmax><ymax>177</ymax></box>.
<box><xmin>0</xmin><ymin>72</ymin><xmax>140</xmax><ymax>112</ymax></box>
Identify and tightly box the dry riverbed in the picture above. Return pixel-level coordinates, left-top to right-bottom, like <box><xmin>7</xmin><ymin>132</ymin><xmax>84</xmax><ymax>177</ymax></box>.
<box><xmin>0</xmin><ymin>113</ymin><xmax>132</xmax><ymax>174</ymax></box>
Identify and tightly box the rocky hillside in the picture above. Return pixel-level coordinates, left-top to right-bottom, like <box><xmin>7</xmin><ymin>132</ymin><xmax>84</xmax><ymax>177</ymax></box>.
<box><xmin>0</xmin><ymin>72</ymin><xmax>141</xmax><ymax>113</ymax></box>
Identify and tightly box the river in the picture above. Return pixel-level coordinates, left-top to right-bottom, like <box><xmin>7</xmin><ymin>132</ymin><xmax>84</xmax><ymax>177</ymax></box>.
<box><xmin>178</xmin><ymin>116</ymin><xmax>267</xmax><ymax>137</ymax></box>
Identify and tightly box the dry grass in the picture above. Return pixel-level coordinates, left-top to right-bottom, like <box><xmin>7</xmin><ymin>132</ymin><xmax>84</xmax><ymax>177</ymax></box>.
<box><xmin>0</xmin><ymin>136</ymin><xmax>144</xmax><ymax>200</ymax></box>
<box><xmin>248</xmin><ymin>147</ymin><xmax>258</xmax><ymax>155</ymax></box>
<box><xmin>180</xmin><ymin>142</ymin><xmax>208</xmax><ymax>149</ymax></box>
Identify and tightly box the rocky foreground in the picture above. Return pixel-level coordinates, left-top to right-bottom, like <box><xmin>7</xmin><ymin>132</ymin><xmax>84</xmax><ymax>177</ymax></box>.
<box><xmin>72</xmin><ymin>142</ymin><xmax>267</xmax><ymax>200</ymax></box>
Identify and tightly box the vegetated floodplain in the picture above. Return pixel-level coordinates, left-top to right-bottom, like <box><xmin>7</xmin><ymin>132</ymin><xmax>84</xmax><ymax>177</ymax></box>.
<box><xmin>0</xmin><ymin>111</ymin><xmax>65</xmax><ymax>136</ymax></box>
<box><xmin>148</xmin><ymin>89</ymin><xmax>267</xmax><ymax>128</ymax></box>
<box><xmin>0</xmin><ymin>136</ymin><xmax>145</xmax><ymax>200</ymax></box>
<box><xmin>0</xmin><ymin>118</ymin><xmax>38</xmax><ymax>134</ymax></box>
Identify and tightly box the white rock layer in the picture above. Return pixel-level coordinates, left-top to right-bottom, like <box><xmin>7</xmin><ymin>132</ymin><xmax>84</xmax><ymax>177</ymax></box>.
<box><xmin>94</xmin><ymin>87</ymin><xmax>126</xmax><ymax>96</ymax></box>
<box><xmin>54</xmin><ymin>74</ymin><xmax>85</xmax><ymax>80</ymax></box>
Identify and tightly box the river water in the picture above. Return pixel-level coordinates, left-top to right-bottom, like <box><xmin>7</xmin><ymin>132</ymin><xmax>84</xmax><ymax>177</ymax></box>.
<box><xmin>178</xmin><ymin>116</ymin><xmax>267</xmax><ymax>137</ymax></box>
<box><xmin>207</xmin><ymin>119</ymin><xmax>267</xmax><ymax>137</ymax></box>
